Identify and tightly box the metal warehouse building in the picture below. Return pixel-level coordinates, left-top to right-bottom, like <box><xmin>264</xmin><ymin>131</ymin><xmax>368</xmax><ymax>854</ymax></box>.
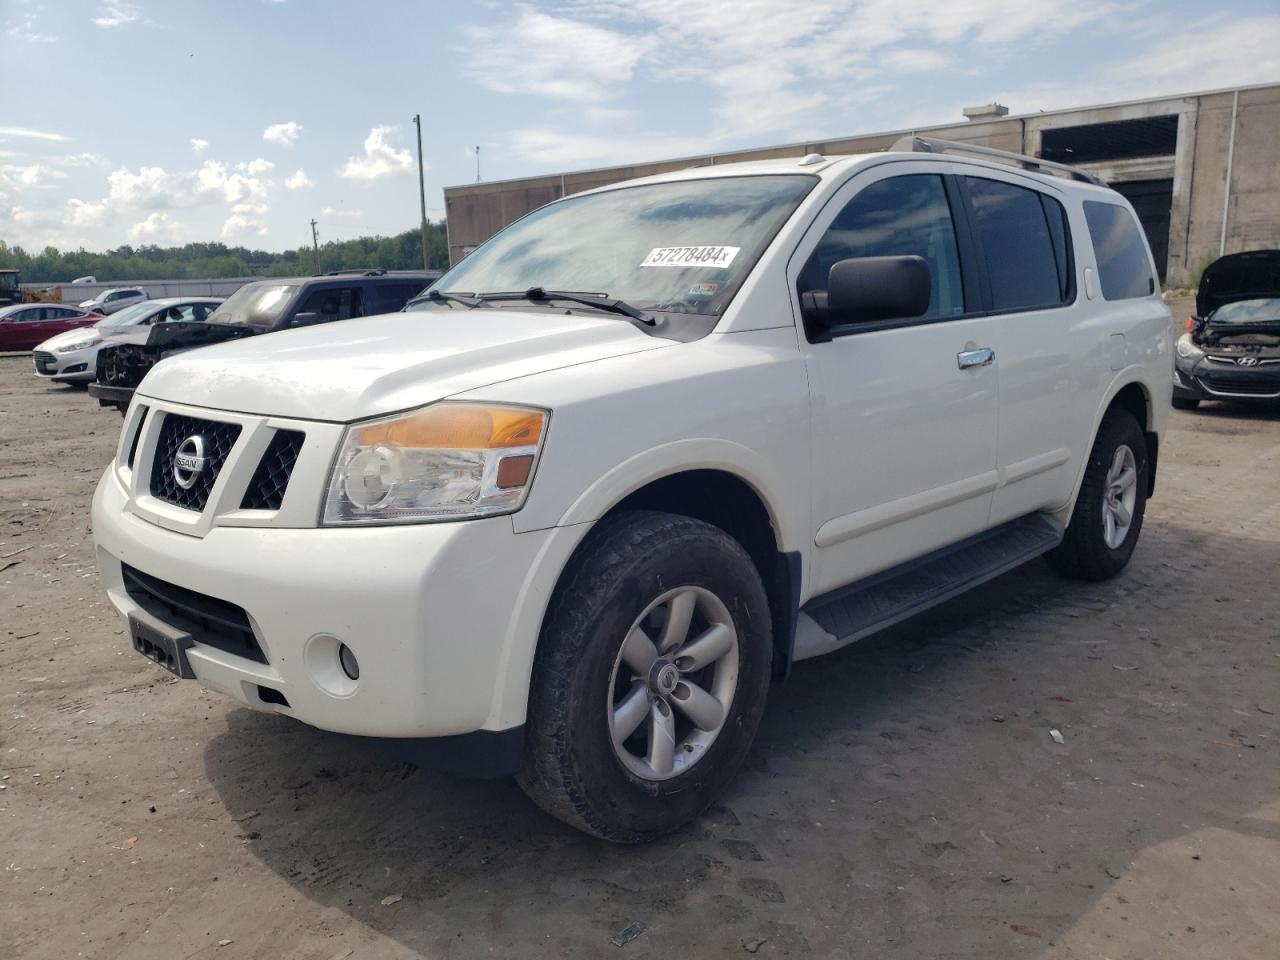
<box><xmin>443</xmin><ymin>82</ymin><xmax>1280</xmax><ymax>287</ymax></box>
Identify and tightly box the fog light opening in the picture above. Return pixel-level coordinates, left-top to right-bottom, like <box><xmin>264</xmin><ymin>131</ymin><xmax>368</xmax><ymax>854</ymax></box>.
<box><xmin>339</xmin><ymin>643</ymin><xmax>360</xmax><ymax>681</ymax></box>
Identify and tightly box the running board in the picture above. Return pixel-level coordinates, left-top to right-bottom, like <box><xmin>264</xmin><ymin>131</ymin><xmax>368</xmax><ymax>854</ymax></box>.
<box><xmin>795</xmin><ymin>514</ymin><xmax>1063</xmax><ymax>661</ymax></box>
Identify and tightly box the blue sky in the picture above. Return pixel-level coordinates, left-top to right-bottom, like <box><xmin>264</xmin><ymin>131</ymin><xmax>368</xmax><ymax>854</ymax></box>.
<box><xmin>2</xmin><ymin>0</ymin><xmax>1278</xmax><ymax>253</ymax></box>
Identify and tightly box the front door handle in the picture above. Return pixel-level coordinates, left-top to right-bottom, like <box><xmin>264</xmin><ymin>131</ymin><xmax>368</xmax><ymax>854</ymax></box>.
<box><xmin>957</xmin><ymin>347</ymin><xmax>995</xmax><ymax>369</ymax></box>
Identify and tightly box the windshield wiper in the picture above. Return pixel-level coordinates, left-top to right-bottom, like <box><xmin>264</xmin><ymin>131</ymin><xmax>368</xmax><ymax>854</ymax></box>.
<box><xmin>406</xmin><ymin>288</ymin><xmax>487</xmax><ymax>309</ymax></box>
<box><xmin>478</xmin><ymin>287</ymin><xmax>655</xmax><ymax>326</ymax></box>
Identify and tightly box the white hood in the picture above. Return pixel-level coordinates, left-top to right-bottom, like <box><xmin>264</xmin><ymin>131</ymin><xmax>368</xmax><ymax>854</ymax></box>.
<box><xmin>138</xmin><ymin>309</ymin><xmax>672</xmax><ymax>421</ymax></box>
<box><xmin>35</xmin><ymin>326</ymin><xmax>102</xmax><ymax>352</ymax></box>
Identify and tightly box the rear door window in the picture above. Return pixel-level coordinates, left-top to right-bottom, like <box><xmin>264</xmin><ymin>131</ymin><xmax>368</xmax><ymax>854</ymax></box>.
<box><xmin>1082</xmin><ymin>200</ymin><xmax>1155</xmax><ymax>300</ymax></box>
<box><xmin>964</xmin><ymin>177</ymin><xmax>1073</xmax><ymax>311</ymax></box>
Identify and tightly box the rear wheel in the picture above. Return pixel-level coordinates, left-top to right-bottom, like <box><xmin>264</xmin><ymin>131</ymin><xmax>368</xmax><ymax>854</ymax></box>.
<box><xmin>1046</xmin><ymin>409</ymin><xmax>1148</xmax><ymax>581</ymax></box>
<box><xmin>518</xmin><ymin>510</ymin><xmax>771</xmax><ymax>843</ymax></box>
<box><xmin>1171</xmin><ymin>396</ymin><xmax>1200</xmax><ymax>410</ymax></box>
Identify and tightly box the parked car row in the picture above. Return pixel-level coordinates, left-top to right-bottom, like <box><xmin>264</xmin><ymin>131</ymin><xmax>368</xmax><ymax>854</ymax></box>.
<box><xmin>88</xmin><ymin>270</ymin><xmax>438</xmax><ymax>410</ymax></box>
<box><xmin>12</xmin><ymin>271</ymin><xmax>438</xmax><ymax>404</ymax></box>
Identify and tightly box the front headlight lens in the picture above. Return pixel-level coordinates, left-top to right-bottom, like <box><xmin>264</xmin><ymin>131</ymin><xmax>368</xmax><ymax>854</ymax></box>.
<box><xmin>322</xmin><ymin>402</ymin><xmax>547</xmax><ymax>525</ymax></box>
<box><xmin>1175</xmin><ymin>335</ymin><xmax>1204</xmax><ymax>360</ymax></box>
<box><xmin>57</xmin><ymin>336</ymin><xmax>100</xmax><ymax>353</ymax></box>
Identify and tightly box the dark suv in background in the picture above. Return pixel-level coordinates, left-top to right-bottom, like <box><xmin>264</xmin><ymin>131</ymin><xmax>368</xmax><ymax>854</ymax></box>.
<box><xmin>89</xmin><ymin>270</ymin><xmax>440</xmax><ymax>411</ymax></box>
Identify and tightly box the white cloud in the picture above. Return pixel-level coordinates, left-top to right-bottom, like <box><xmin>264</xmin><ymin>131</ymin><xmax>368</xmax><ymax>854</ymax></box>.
<box><xmin>507</xmin><ymin>129</ymin><xmax>717</xmax><ymax>168</ymax></box>
<box><xmin>92</xmin><ymin>1</ymin><xmax>141</xmax><ymax>28</ymax></box>
<box><xmin>190</xmin><ymin>138</ymin><xmax>209</xmax><ymax>153</ymax></box>
<box><xmin>474</xmin><ymin>0</ymin><xmax>1120</xmax><ymax>149</ymax></box>
<box><xmin>338</xmin><ymin>125</ymin><xmax>414</xmax><ymax>181</ymax></box>
<box><xmin>238</xmin><ymin>158</ymin><xmax>274</xmax><ymax>176</ymax></box>
<box><xmin>6</xmin><ymin>4</ymin><xmax>58</xmax><ymax>43</ymax></box>
<box><xmin>263</xmin><ymin>121</ymin><xmax>302</xmax><ymax>147</ymax></box>
<box><xmin>222</xmin><ymin>212</ymin><xmax>268</xmax><ymax>239</ymax></box>
<box><xmin>1</xmin><ymin>163</ymin><xmax>67</xmax><ymax>187</ymax></box>
<box><xmin>320</xmin><ymin>206</ymin><xmax>364</xmax><ymax>219</ymax></box>
<box><xmin>992</xmin><ymin>15</ymin><xmax>1280</xmax><ymax>114</ymax></box>
<box><xmin>67</xmin><ymin>198</ymin><xmax>109</xmax><ymax>227</ymax></box>
<box><xmin>464</xmin><ymin>7</ymin><xmax>649</xmax><ymax>103</ymax></box>
<box><xmin>284</xmin><ymin>168</ymin><xmax>313</xmax><ymax>190</ymax></box>
<box><xmin>0</xmin><ymin>126</ymin><xmax>70</xmax><ymax>142</ymax></box>
<box><xmin>10</xmin><ymin>206</ymin><xmax>36</xmax><ymax>225</ymax></box>
<box><xmin>128</xmin><ymin>212</ymin><xmax>180</xmax><ymax>243</ymax></box>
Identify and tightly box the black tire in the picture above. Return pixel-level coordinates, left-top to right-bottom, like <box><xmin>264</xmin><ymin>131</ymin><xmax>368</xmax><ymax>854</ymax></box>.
<box><xmin>1045</xmin><ymin>409</ymin><xmax>1148</xmax><ymax>581</ymax></box>
<box><xmin>517</xmin><ymin>510</ymin><xmax>772</xmax><ymax>843</ymax></box>
<box><xmin>1171</xmin><ymin>396</ymin><xmax>1200</xmax><ymax>410</ymax></box>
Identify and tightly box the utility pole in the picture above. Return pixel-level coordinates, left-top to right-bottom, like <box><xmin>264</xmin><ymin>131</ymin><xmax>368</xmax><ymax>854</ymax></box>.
<box><xmin>475</xmin><ymin>145</ymin><xmax>481</xmax><ymax>182</ymax></box>
<box><xmin>309</xmin><ymin>219</ymin><xmax>320</xmax><ymax>275</ymax></box>
<box><xmin>412</xmin><ymin>113</ymin><xmax>429</xmax><ymax>271</ymax></box>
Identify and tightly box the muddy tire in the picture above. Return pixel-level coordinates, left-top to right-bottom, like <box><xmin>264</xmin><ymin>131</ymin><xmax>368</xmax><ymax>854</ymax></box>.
<box><xmin>517</xmin><ymin>510</ymin><xmax>771</xmax><ymax>843</ymax></box>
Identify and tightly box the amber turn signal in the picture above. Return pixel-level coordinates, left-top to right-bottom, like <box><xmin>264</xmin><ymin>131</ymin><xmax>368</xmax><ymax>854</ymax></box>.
<box><xmin>354</xmin><ymin>404</ymin><xmax>545</xmax><ymax>450</ymax></box>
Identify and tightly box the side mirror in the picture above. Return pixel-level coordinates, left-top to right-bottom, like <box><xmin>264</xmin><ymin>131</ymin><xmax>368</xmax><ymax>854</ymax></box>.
<box><xmin>802</xmin><ymin>255</ymin><xmax>931</xmax><ymax>335</ymax></box>
<box><xmin>290</xmin><ymin>311</ymin><xmax>325</xmax><ymax>328</ymax></box>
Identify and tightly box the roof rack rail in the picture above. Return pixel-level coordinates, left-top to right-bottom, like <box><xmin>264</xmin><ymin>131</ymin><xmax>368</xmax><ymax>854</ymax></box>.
<box><xmin>323</xmin><ymin>268</ymin><xmax>387</xmax><ymax>277</ymax></box>
<box><xmin>890</xmin><ymin>136</ymin><xmax>1106</xmax><ymax>187</ymax></box>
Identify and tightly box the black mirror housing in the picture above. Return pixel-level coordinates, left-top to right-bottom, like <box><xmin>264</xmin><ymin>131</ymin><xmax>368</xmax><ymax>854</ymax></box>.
<box><xmin>290</xmin><ymin>311</ymin><xmax>325</xmax><ymax>328</ymax></box>
<box><xmin>804</xmin><ymin>255</ymin><xmax>932</xmax><ymax>333</ymax></box>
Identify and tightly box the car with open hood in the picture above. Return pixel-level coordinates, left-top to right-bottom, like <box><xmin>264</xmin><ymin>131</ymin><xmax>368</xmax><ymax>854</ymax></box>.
<box><xmin>1173</xmin><ymin>250</ymin><xmax>1280</xmax><ymax>409</ymax></box>
<box><xmin>90</xmin><ymin>139</ymin><xmax>1170</xmax><ymax>842</ymax></box>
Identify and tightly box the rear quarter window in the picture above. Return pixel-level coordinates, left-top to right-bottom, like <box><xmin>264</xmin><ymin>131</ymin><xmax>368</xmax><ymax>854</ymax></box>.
<box><xmin>1083</xmin><ymin>200</ymin><xmax>1155</xmax><ymax>300</ymax></box>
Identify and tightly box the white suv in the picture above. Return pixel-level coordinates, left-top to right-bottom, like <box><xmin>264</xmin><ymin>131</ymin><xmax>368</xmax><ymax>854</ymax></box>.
<box><xmin>91</xmin><ymin>139</ymin><xmax>1171</xmax><ymax>842</ymax></box>
<box><xmin>79</xmin><ymin>287</ymin><xmax>148</xmax><ymax>315</ymax></box>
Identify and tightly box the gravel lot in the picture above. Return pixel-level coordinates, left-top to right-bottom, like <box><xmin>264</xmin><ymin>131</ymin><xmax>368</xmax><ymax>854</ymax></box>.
<box><xmin>2</xmin><ymin>347</ymin><xmax>1278</xmax><ymax>960</ymax></box>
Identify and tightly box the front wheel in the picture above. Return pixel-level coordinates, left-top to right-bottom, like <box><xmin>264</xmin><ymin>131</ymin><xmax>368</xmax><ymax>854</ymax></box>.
<box><xmin>1045</xmin><ymin>409</ymin><xmax>1148</xmax><ymax>581</ymax></box>
<box><xmin>517</xmin><ymin>510</ymin><xmax>772</xmax><ymax>843</ymax></box>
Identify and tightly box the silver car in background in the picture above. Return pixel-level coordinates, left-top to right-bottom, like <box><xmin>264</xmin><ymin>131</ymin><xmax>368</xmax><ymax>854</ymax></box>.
<box><xmin>78</xmin><ymin>286</ymin><xmax>149</xmax><ymax>316</ymax></box>
<box><xmin>33</xmin><ymin>297</ymin><xmax>223</xmax><ymax>385</ymax></box>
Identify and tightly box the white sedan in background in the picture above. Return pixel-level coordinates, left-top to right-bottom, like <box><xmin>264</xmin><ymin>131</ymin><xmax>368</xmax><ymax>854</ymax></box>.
<box><xmin>33</xmin><ymin>297</ymin><xmax>223</xmax><ymax>385</ymax></box>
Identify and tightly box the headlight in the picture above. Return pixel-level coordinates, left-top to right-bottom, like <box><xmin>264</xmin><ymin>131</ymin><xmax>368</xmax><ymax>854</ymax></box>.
<box><xmin>57</xmin><ymin>336</ymin><xmax>101</xmax><ymax>353</ymax></box>
<box><xmin>322</xmin><ymin>402</ymin><xmax>547</xmax><ymax>525</ymax></box>
<box><xmin>1175</xmin><ymin>335</ymin><xmax>1203</xmax><ymax>360</ymax></box>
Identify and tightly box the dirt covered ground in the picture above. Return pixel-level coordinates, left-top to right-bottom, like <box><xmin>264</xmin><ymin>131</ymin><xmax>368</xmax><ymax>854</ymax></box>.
<box><xmin>1</xmin><ymin>349</ymin><xmax>1278</xmax><ymax>960</ymax></box>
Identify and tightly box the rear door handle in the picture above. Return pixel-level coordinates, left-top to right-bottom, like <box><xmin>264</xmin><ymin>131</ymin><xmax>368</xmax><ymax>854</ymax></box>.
<box><xmin>957</xmin><ymin>347</ymin><xmax>995</xmax><ymax>369</ymax></box>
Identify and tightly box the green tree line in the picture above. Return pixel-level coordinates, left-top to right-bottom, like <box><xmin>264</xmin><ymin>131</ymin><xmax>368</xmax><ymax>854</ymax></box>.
<box><xmin>0</xmin><ymin>220</ymin><xmax>450</xmax><ymax>284</ymax></box>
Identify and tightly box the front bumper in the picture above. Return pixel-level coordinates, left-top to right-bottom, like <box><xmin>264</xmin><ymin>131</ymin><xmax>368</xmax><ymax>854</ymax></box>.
<box><xmin>33</xmin><ymin>347</ymin><xmax>95</xmax><ymax>381</ymax></box>
<box><xmin>92</xmin><ymin>466</ymin><xmax>582</xmax><ymax>746</ymax></box>
<box><xmin>1173</xmin><ymin>354</ymin><xmax>1280</xmax><ymax>402</ymax></box>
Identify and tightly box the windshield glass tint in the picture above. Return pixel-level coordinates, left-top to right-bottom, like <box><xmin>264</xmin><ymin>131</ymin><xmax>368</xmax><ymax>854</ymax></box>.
<box><xmin>1209</xmin><ymin>298</ymin><xmax>1280</xmax><ymax>324</ymax></box>
<box><xmin>433</xmin><ymin>175</ymin><xmax>815</xmax><ymax>317</ymax></box>
<box><xmin>207</xmin><ymin>283</ymin><xmax>297</xmax><ymax>326</ymax></box>
<box><xmin>95</xmin><ymin>301</ymin><xmax>155</xmax><ymax>328</ymax></box>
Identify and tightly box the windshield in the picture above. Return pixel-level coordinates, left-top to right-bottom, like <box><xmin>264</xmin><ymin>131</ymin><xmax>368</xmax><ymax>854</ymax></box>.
<box><xmin>1209</xmin><ymin>298</ymin><xmax>1280</xmax><ymax>325</ymax></box>
<box><xmin>206</xmin><ymin>283</ymin><xmax>298</xmax><ymax>327</ymax></box>
<box><xmin>427</xmin><ymin>175</ymin><xmax>815</xmax><ymax>317</ymax></box>
<box><xmin>95</xmin><ymin>301</ymin><xmax>156</xmax><ymax>329</ymax></box>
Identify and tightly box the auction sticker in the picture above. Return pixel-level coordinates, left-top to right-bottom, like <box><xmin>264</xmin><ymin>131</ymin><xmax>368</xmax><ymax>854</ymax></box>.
<box><xmin>641</xmin><ymin>245</ymin><xmax>740</xmax><ymax>269</ymax></box>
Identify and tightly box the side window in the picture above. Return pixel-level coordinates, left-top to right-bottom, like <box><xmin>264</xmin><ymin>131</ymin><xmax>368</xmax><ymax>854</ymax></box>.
<box><xmin>798</xmin><ymin>174</ymin><xmax>964</xmax><ymax>322</ymax></box>
<box><xmin>964</xmin><ymin>177</ymin><xmax>1072</xmax><ymax>311</ymax></box>
<box><xmin>297</xmin><ymin>286</ymin><xmax>364</xmax><ymax>321</ymax></box>
<box><xmin>1082</xmin><ymin>201</ymin><xmax>1155</xmax><ymax>300</ymax></box>
<box><xmin>372</xmin><ymin>283</ymin><xmax>423</xmax><ymax>312</ymax></box>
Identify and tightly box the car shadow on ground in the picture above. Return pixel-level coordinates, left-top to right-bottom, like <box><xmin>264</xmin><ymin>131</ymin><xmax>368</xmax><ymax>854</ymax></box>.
<box><xmin>202</xmin><ymin>520</ymin><xmax>1280</xmax><ymax>957</ymax></box>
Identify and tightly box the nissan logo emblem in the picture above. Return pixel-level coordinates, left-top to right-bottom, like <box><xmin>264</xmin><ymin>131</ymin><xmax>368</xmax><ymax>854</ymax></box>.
<box><xmin>173</xmin><ymin>435</ymin><xmax>207</xmax><ymax>490</ymax></box>
<box><xmin>1236</xmin><ymin>356</ymin><xmax>1260</xmax><ymax>366</ymax></box>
